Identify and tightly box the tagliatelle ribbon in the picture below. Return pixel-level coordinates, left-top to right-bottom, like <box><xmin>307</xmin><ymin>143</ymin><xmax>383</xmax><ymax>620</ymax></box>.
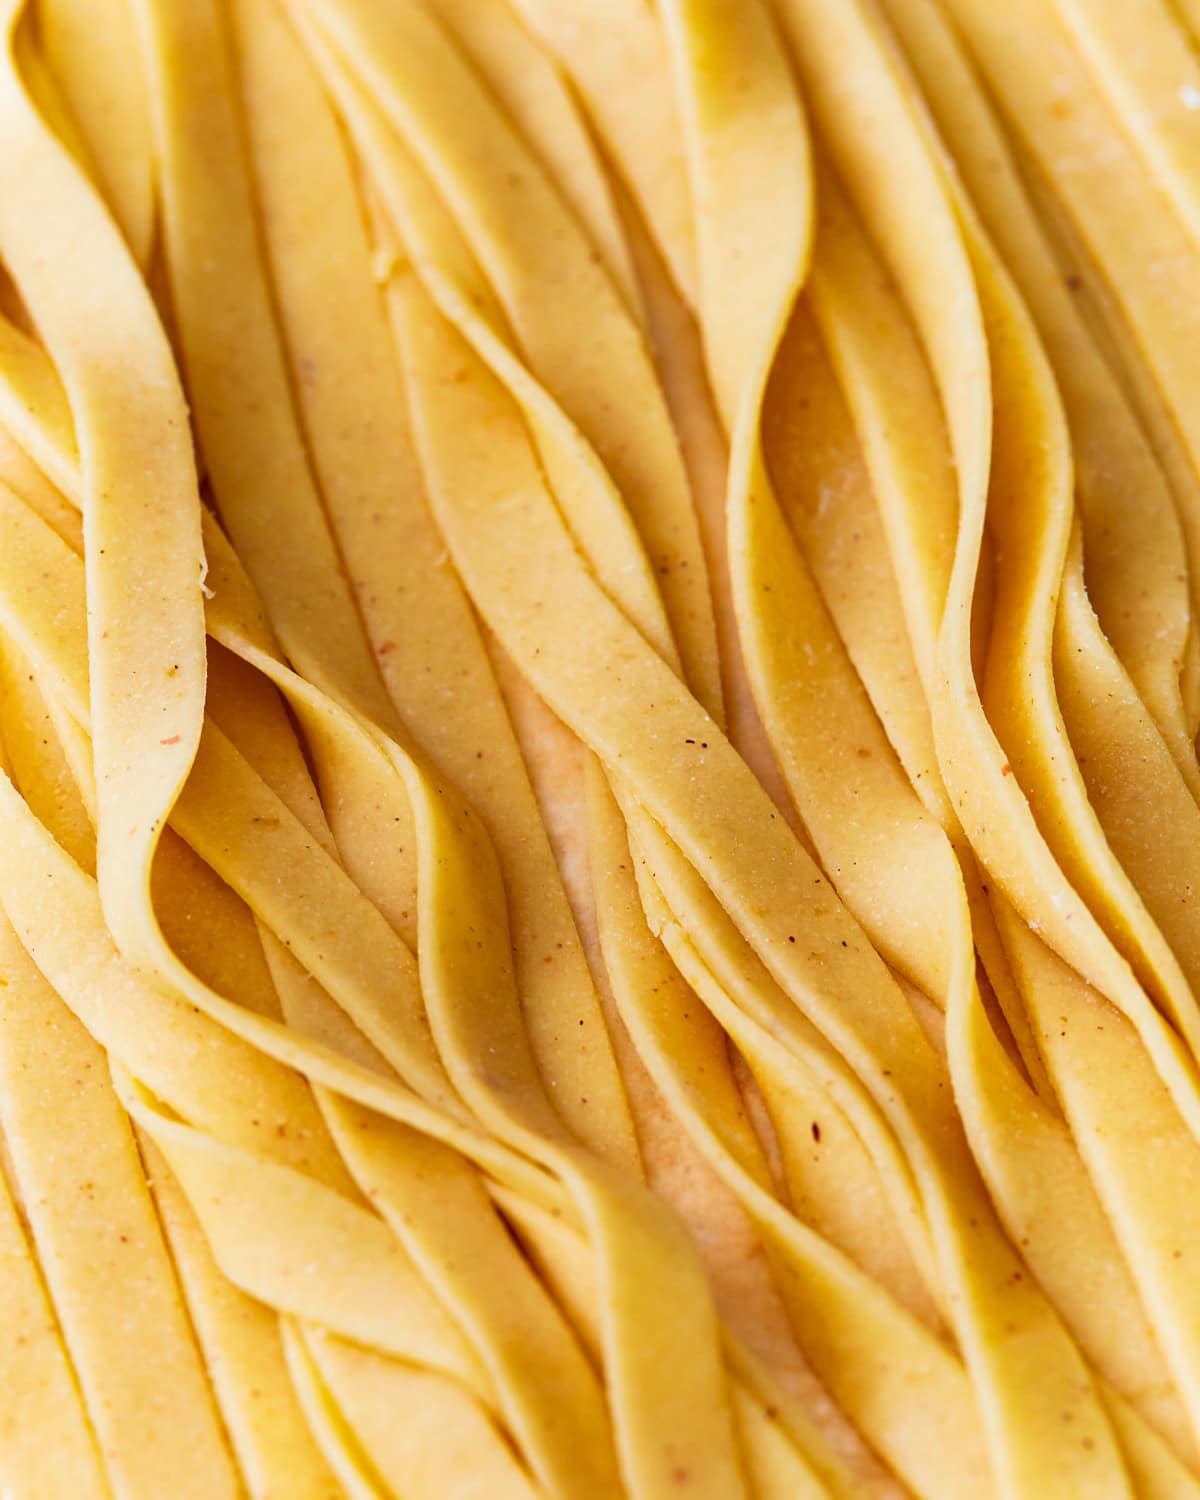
<box><xmin>0</xmin><ymin>5</ymin><xmax>780</xmax><ymax>1494</ymax></box>
<box><xmin>138</xmin><ymin>8</ymin><xmax>786</xmax><ymax>1488</ymax></box>
<box><xmin>0</xmin><ymin>1118</ymin><xmax>109</xmax><ymax>1498</ymax></box>
<box><xmin>227</xmin><ymin>0</ymin><xmax>639</xmax><ymax>1173</ymax></box>
<box><xmin>0</xmin><ymin>366</ymin><xmax>733</xmax><ymax>1497</ymax></box>
<box><xmin>934</xmin><ymin>0</ymin><xmax>1200</xmax><ymax>685</ymax></box>
<box><xmin>321</xmin><ymin>2</ymin><xmax>1200</xmax><ymax>1488</ymax></box>
<box><xmin>284</xmin><ymin>0</ymin><xmax>724</xmax><ymax>721</ymax></box>
<box><xmin>503</xmin><ymin>0</ymin><xmax>698</xmax><ymax>306</ymax></box>
<box><xmin>0</xmin><ymin>914</ymin><xmax>243</xmax><ymax>1499</ymax></box>
<box><xmin>304</xmin><ymin>20</ymin><xmax>1008</xmax><ymax>1488</ymax></box>
<box><xmin>664</xmin><ymin>5</ymin><xmax>1162</xmax><ymax>1497</ymax></box>
<box><xmin>36</xmin><ymin>0</ymin><xmax>154</xmax><ymax>265</ymax></box>
<box><xmin>768</xmin><ymin>5</ymin><xmax>1200</xmax><ymax>1488</ymax></box>
<box><xmin>873</xmin><ymin>0</ymin><xmax>1200</xmax><ymax>758</ymax></box>
<box><xmin>217</xmin><ymin>41</ymin><xmax>966</xmax><ymax>1482</ymax></box>
<box><xmin>238</xmin><ymin>26</ymin><xmax>882</xmax><ymax>1488</ymax></box>
<box><xmin>375</xmin><ymin>2</ymin><xmax>1200</xmax><ymax>1500</ymax></box>
<box><xmin>523</xmin><ymin>2</ymin><xmax>1175</xmax><ymax>1495</ymax></box>
<box><xmin>5</xmin><ymin>0</ymin><xmax>1200</xmax><ymax>1494</ymax></box>
<box><xmin>422</xmin><ymin>0</ymin><xmax>641</xmax><ymax>320</ymax></box>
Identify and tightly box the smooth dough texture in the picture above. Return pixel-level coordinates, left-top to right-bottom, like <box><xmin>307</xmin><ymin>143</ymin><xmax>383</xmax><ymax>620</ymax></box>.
<box><xmin>1</xmin><ymin>0</ymin><xmax>1200</xmax><ymax>1496</ymax></box>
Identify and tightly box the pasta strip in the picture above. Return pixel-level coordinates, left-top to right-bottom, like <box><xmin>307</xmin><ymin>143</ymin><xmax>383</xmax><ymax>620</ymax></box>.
<box><xmin>0</xmin><ymin>1133</ymin><xmax>108</xmax><ymax>1497</ymax></box>
<box><xmin>35</xmin><ymin>0</ymin><xmax>154</xmax><ymax>263</ymax></box>
<box><xmin>0</xmin><ymin>918</ymin><xmax>241</xmax><ymax>1499</ymax></box>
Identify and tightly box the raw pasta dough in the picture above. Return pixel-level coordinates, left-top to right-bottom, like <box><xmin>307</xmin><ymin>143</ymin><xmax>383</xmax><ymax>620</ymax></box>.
<box><xmin>0</xmin><ymin>0</ymin><xmax>1199</xmax><ymax>1496</ymax></box>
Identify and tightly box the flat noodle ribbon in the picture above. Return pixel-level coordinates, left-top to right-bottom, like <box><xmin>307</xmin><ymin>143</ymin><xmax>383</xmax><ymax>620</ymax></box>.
<box><xmin>3</xmin><ymin>0</ymin><xmax>1200</xmax><ymax>1495</ymax></box>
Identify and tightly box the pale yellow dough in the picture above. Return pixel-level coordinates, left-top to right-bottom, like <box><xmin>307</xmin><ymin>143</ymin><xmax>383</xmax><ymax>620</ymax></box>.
<box><xmin>0</xmin><ymin>1</ymin><xmax>1199</xmax><ymax>1497</ymax></box>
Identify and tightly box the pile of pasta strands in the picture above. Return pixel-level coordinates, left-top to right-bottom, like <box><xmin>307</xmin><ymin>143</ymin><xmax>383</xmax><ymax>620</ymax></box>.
<box><xmin>8</xmin><ymin>0</ymin><xmax>1200</xmax><ymax>1495</ymax></box>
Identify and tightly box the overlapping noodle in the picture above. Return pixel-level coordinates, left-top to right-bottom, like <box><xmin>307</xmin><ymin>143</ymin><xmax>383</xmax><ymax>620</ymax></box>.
<box><xmin>2</xmin><ymin>0</ymin><xmax>1200</xmax><ymax>1497</ymax></box>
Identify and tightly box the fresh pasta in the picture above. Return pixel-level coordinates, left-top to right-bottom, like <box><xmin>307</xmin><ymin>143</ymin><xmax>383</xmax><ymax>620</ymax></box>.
<box><xmin>0</xmin><ymin>0</ymin><xmax>1199</xmax><ymax>1496</ymax></box>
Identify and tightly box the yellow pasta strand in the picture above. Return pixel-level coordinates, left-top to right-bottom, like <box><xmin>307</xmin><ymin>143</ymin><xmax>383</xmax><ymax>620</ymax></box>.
<box><xmin>6</xmin><ymin>0</ymin><xmax>1200</xmax><ymax>1494</ymax></box>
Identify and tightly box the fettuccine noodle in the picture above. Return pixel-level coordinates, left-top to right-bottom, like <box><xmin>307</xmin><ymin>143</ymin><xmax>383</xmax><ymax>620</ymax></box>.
<box><xmin>0</xmin><ymin>0</ymin><xmax>1199</xmax><ymax>1496</ymax></box>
